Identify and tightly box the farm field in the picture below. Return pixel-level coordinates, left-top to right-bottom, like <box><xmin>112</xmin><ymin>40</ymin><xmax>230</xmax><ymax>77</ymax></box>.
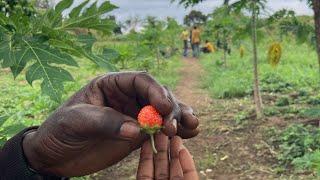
<box><xmin>1</xmin><ymin>0</ymin><xmax>320</xmax><ymax>179</ymax></box>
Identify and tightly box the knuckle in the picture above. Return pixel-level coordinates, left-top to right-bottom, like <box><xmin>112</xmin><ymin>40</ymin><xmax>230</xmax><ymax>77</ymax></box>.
<box><xmin>137</xmin><ymin>175</ymin><xmax>153</xmax><ymax>180</ymax></box>
<box><xmin>170</xmin><ymin>176</ymin><xmax>183</xmax><ymax>180</ymax></box>
<box><xmin>156</xmin><ymin>173</ymin><xmax>169</xmax><ymax>180</ymax></box>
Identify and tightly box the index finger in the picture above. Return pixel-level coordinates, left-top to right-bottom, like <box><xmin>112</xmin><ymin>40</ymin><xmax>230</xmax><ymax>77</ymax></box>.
<box><xmin>134</xmin><ymin>72</ymin><xmax>173</xmax><ymax>116</ymax></box>
<box><xmin>101</xmin><ymin>72</ymin><xmax>173</xmax><ymax>116</ymax></box>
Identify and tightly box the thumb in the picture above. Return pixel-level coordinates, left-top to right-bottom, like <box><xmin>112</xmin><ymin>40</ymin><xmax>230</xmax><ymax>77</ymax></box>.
<box><xmin>62</xmin><ymin>104</ymin><xmax>141</xmax><ymax>140</ymax></box>
<box><xmin>99</xmin><ymin>107</ymin><xmax>142</xmax><ymax>140</ymax></box>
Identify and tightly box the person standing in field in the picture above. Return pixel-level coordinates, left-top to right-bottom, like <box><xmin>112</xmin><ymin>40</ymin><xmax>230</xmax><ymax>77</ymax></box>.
<box><xmin>181</xmin><ymin>29</ymin><xmax>189</xmax><ymax>57</ymax></box>
<box><xmin>191</xmin><ymin>26</ymin><xmax>201</xmax><ymax>58</ymax></box>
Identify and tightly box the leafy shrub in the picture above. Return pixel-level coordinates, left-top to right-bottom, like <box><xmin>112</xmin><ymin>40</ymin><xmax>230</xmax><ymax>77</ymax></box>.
<box><xmin>269</xmin><ymin>124</ymin><xmax>320</xmax><ymax>167</ymax></box>
<box><xmin>275</xmin><ymin>96</ymin><xmax>291</xmax><ymax>106</ymax></box>
<box><xmin>263</xmin><ymin>106</ymin><xmax>281</xmax><ymax>116</ymax></box>
<box><xmin>293</xmin><ymin>150</ymin><xmax>320</xmax><ymax>175</ymax></box>
<box><xmin>260</xmin><ymin>73</ymin><xmax>294</xmax><ymax>93</ymax></box>
<box><xmin>299</xmin><ymin>107</ymin><xmax>320</xmax><ymax>118</ymax></box>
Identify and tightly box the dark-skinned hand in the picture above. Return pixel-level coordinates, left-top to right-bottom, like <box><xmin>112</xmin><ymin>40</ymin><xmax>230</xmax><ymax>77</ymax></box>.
<box><xmin>137</xmin><ymin>133</ymin><xmax>199</xmax><ymax>180</ymax></box>
<box><xmin>22</xmin><ymin>72</ymin><xmax>199</xmax><ymax>177</ymax></box>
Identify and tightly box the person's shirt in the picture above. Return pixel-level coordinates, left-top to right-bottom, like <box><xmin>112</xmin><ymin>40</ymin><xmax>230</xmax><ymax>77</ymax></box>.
<box><xmin>181</xmin><ymin>30</ymin><xmax>189</xmax><ymax>41</ymax></box>
<box><xmin>191</xmin><ymin>29</ymin><xmax>201</xmax><ymax>44</ymax></box>
<box><xmin>205</xmin><ymin>42</ymin><xmax>215</xmax><ymax>52</ymax></box>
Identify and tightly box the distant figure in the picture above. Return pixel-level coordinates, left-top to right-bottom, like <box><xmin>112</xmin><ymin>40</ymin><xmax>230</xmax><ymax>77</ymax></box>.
<box><xmin>191</xmin><ymin>26</ymin><xmax>201</xmax><ymax>58</ymax></box>
<box><xmin>181</xmin><ymin>29</ymin><xmax>189</xmax><ymax>57</ymax></box>
<box><xmin>202</xmin><ymin>40</ymin><xmax>215</xmax><ymax>53</ymax></box>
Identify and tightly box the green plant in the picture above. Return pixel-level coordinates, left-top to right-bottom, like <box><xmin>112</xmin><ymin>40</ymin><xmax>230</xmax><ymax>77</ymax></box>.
<box><xmin>269</xmin><ymin>124</ymin><xmax>320</xmax><ymax>167</ymax></box>
<box><xmin>0</xmin><ymin>0</ymin><xmax>118</xmax><ymax>102</ymax></box>
<box><xmin>275</xmin><ymin>96</ymin><xmax>290</xmax><ymax>107</ymax></box>
<box><xmin>293</xmin><ymin>150</ymin><xmax>320</xmax><ymax>175</ymax></box>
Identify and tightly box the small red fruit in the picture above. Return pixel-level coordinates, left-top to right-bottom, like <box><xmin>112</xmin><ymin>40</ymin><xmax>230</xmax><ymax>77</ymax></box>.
<box><xmin>138</xmin><ymin>105</ymin><xmax>163</xmax><ymax>153</ymax></box>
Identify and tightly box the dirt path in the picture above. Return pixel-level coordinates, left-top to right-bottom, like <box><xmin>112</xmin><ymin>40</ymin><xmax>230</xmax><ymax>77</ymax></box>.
<box><xmin>173</xmin><ymin>57</ymin><xmax>279</xmax><ymax>180</ymax></box>
<box><xmin>93</xmin><ymin>57</ymin><xmax>281</xmax><ymax>180</ymax></box>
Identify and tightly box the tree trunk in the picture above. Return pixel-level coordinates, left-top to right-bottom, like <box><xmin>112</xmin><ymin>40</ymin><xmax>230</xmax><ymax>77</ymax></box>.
<box><xmin>223</xmin><ymin>49</ymin><xmax>227</xmax><ymax>67</ymax></box>
<box><xmin>223</xmin><ymin>0</ymin><xmax>230</xmax><ymax>5</ymax></box>
<box><xmin>312</xmin><ymin>0</ymin><xmax>320</xmax><ymax>74</ymax></box>
<box><xmin>223</xmin><ymin>33</ymin><xmax>227</xmax><ymax>67</ymax></box>
<box><xmin>251</xmin><ymin>1</ymin><xmax>263</xmax><ymax>118</ymax></box>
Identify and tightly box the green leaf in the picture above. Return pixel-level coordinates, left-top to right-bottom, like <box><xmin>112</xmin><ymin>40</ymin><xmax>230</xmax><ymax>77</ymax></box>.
<box><xmin>69</xmin><ymin>0</ymin><xmax>90</xmax><ymax>18</ymax></box>
<box><xmin>10</xmin><ymin>47</ymin><xmax>33</xmax><ymax>78</ymax></box>
<box><xmin>0</xmin><ymin>116</ymin><xmax>9</xmax><ymax>127</ymax></box>
<box><xmin>1</xmin><ymin>123</ymin><xmax>27</xmax><ymax>137</ymax></box>
<box><xmin>22</xmin><ymin>41</ymin><xmax>76</xmax><ymax>102</ymax></box>
<box><xmin>0</xmin><ymin>40</ymin><xmax>14</xmax><ymax>68</ymax></box>
<box><xmin>58</xmin><ymin>1</ymin><xmax>117</xmax><ymax>34</ymax></box>
<box><xmin>26</xmin><ymin>62</ymin><xmax>74</xmax><ymax>102</ymax></box>
<box><xmin>55</xmin><ymin>0</ymin><xmax>73</xmax><ymax>14</ymax></box>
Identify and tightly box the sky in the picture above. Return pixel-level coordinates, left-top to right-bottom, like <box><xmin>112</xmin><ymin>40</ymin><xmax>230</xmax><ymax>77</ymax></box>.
<box><xmin>53</xmin><ymin>0</ymin><xmax>314</xmax><ymax>23</ymax></box>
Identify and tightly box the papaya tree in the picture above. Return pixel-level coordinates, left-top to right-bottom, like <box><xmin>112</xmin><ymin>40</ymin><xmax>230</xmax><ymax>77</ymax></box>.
<box><xmin>205</xmin><ymin>5</ymin><xmax>243</xmax><ymax>66</ymax></box>
<box><xmin>137</xmin><ymin>17</ymin><xmax>166</xmax><ymax>70</ymax></box>
<box><xmin>0</xmin><ymin>0</ymin><xmax>118</xmax><ymax>102</ymax></box>
<box><xmin>231</xmin><ymin>0</ymin><xmax>267</xmax><ymax>118</ymax></box>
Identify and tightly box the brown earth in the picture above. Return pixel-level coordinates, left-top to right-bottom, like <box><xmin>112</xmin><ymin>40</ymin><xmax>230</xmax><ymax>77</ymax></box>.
<box><xmin>91</xmin><ymin>58</ymin><xmax>315</xmax><ymax>180</ymax></box>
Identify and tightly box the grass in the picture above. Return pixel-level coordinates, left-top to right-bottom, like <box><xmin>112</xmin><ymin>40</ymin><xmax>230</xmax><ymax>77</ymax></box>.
<box><xmin>200</xmin><ymin>38</ymin><xmax>319</xmax><ymax>99</ymax></box>
<box><xmin>0</xmin><ymin>46</ymin><xmax>182</xmax><ymax>146</ymax></box>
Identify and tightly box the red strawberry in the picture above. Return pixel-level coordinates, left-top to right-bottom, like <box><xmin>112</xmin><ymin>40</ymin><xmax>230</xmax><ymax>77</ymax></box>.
<box><xmin>138</xmin><ymin>105</ymin><xmax>163</xmax><ymax>153</ymax></box>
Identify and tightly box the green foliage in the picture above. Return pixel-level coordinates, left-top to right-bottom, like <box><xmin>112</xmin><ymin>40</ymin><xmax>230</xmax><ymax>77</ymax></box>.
<box><xmin>269</xmin><ymin>124</ymin><xmax>320</xmax><ymax>169</ymax></box>
<box><xmin>201</xmin><ymin>39</ymin><xmax>319</xmax><ymax>99</ymax></box>
<box><xmin>0</xmin><ymin>0</ymin><xmax>118</xmax><ymax>102</ymax></box>
<box><xmin>183</xmin><ymin>10</ymin><xmax>207</xmax><ymax>26</ymax></box>
<box><xmin>293</xmin><ymin>150</ymin><xmax>320</xmax><ymax>175</ymax></box>
<box><xmin>275</xmin><ymin>96</ymin><xmax>290</xmax><ymax>107</ymax></box>
<box><xmin>0</xmin><ymin>0</ymin><xmax>35</xmax><ymax>17</ymax></box>
<box><xmin>300</xmin><ymin>107</ymin><xmax>320</xmax><ymax>118</ymax></box>
<box><xmin>172</xmin><ymin>0</ymin><xmax>204</xmax><ymax>7</ymax></box>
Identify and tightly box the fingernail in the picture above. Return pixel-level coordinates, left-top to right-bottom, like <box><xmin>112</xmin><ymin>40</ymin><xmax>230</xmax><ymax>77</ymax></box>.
<box><xmin>120</xmin><ymin>122</ymin><xmax>140</xmax><ymax>139</ymax></box>
<box><xmin>172</xmin><ymin>119</ymin><xmax>177</xmax><ymax>129</ymax></box>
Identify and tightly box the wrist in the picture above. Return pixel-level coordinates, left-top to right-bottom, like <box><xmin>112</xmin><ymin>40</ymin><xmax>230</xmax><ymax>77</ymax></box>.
<box><xmin>22</xmin><ymin>131</ymin><xmax>45</xmax><ymax>173</ymax></box>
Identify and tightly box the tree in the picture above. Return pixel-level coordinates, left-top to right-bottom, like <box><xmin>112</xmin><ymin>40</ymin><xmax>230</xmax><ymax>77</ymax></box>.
<box><xmin>184</xmin><ymin>10</ymin><xmax>207</xmax><ymax>26</ymax></box>
<box><xmin>230</xmin><ymin>0</ymin><xmax>267</xmax><ymax>118</ymax></box>
<box><xmin>311</xmin><ymin>0</ymin><xmax>320</xmax><ymax>74</ymax></box>
<box><xmin>205</xmin><ymin>5</ymin><xmax>245</xmax><ymax>66</ymax></box>
<box><xmin>174</xmin><ymin>0</ymin><xmax>230</xmax><ymax>6</ymax></box>
<box><xmin>0</xmin><ymin>0</ymin><xmax>35</xmax><ymax>16</ymax></box>
<box><xmin>0</xmin><ymin>0</ymin><xmax>118</xmax><ymax>102</ymax></box>
<box><xmin>139</xmin><ymin>16</ymin><xmax>166</xmax><ymax>70</ymax></box>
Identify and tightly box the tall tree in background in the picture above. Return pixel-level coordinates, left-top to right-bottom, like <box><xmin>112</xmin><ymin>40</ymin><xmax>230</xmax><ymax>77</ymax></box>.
<box><xmin>231</xmin><ymin>0</ymin><xmax>267</xmax><ymax>118</ymax></box>
<box><xmin>311</xmin><ymin>0</ymin><xmax>320</xmax><ymax>74</ymax></box>
<box><xmin>184</xmin><ymin>10</ymin><xmax>207</xmax><ymax>26</ymax></box>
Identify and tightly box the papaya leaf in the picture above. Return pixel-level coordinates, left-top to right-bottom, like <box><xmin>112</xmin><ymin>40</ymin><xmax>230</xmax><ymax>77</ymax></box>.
<box><xmin>69</xmin><ymin>0</ymin><xmax>90</xmax><ymax>18</ymax></box>
<box><xmin>22</xmin><ymin>41</ymin><xmax>76</xmax><ymax>102</ymax></box>
<box><xmin>57</xmin><ymin>1</ymin><xmax>118</xmax><ymax>34</ymax></box>
<box><xmin>55</xmin><ymin>0</ymin><xmax>73</xmax><ymax>14</ymax></box>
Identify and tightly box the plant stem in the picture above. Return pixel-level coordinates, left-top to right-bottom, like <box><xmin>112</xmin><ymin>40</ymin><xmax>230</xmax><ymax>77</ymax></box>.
<box><xmin>251</xmin><ymin>0</ymin><xmax>263</xmax><ymax>118</ymax></box>
<box><xmin>150</xmin><ymin>134</ymin><xmax>157</xmax><ymax>154</ymax></box>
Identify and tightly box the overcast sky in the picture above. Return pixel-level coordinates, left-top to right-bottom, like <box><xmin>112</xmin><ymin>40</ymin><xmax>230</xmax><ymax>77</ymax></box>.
<box><xmin>53</xmin><ymin>0</ymin><xmax>313</xmax><ymax>23</ymax></box>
